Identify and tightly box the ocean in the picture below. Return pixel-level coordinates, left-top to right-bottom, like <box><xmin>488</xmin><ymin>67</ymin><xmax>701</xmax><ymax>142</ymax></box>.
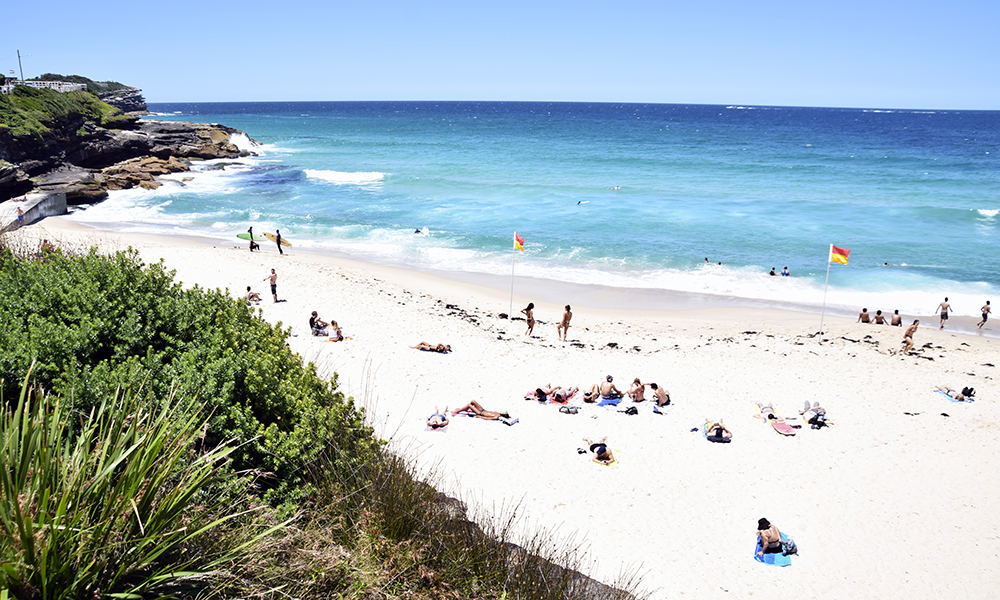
<box><xmin>66</xmin><ymin>101</ymin><xmax>1000</xmax><ymax>324</ymax></box>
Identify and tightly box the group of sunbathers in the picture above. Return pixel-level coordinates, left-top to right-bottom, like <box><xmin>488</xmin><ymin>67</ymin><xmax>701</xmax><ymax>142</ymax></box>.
<box><xmin>579</xmin><ymin>375</ymin><xmax>671</xmax><ymax>407</ymax></box>
<box><xmin>411</xmin><ymin>342</ymin><xmax>451</xmax><ymax>353</ymax></box>
<box><xmin>309</xmin><ymin>311</ymin><xmax>344</xmax><ymax>341</ymax></box>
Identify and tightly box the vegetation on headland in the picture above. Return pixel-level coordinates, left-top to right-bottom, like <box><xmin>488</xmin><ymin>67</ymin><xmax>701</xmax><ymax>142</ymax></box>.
<box><xmin>0</xmin><ymin>85</ymin><xmax>134</xmax><ymax>139</ymax></box>
<box><xmin>31</xmin><ymin>73</ymin><xmax>134</xmax><ymax>95</ymax></box>
<box><xmin>0</xmin><ymin>234</ymin><xmax>644</xmax><ymax>600</ymax></box>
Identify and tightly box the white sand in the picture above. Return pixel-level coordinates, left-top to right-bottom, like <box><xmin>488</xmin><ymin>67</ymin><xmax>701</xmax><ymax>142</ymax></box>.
<box><xmin>17</xmin><ymin>219</ymin><xmax>1000</xmax><ymax>599</ymax></box>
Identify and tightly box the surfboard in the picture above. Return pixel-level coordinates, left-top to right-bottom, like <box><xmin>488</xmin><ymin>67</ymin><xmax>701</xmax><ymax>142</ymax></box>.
<box><xmin>263</xmin><ymin>232</ymin><xmax>292</xmax><ymax>247</ymax></box>
<box><xmin>237</xmin><ymin>233</ymin><xmax>268</xmax><ymax>241</ymax></box>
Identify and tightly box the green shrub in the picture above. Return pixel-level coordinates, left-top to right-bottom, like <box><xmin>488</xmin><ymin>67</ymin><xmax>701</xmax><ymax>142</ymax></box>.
<box><xmin>0</xmin><ymin>247</ymin><xmax>378</xmax><ymax>503</ymax></box>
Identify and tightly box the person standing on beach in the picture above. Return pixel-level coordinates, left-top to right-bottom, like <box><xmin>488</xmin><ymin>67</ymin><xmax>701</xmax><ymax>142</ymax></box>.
<box><xmin>264</xmin><ymin>268</ymin><xmax>278</xmax><ymax>302</ymax></box>
<box><xmin>891</xmin><ymin>310</ymin><xmax>902</xmax><ymax>326</ymax></box>
<box><xmin>557</xmin><ymin>305</ymin><xmax>572</xmax><ymax>341</ymax></box>
<box><xmin>902</xmin><ymin>320</ymin><xmax>919</xmax><ymax>354</ymax></box>
<box><xmin>521</xmin><ymin>303</ymin><xmax>535</xmax><ymax>336</ymax></box>
<box><xmin>979</xmin><ymin>301</ymin><xmax>991</xmax><ymax>329</ymax></box>
<box><xmin>275</xmin><ymin>229</ymin><xmax>284</xmax><ymax>255</ymax></box>
<box><xmin>936</xmin><ymin>298</ymin><xmax>952</xmax><ymax>330</ymax></box>
<box><xmin>16</xmin><ymin>207</ymin><xmax>24</xmax><ymax>227</ymax></box>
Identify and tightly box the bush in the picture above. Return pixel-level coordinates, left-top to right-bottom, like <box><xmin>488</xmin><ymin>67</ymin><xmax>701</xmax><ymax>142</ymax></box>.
<box><xmin>0</xmin><ymin>247</ymin><xmax>378</xmax><ymax>503</ymax></box>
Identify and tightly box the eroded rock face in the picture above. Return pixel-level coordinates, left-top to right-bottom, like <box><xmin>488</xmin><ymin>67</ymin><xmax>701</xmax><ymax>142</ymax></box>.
<box><xmin>0</xmin><ymin>119</ymin><xmax>258</xmax><ymax>203</ymax></box>
<box><xmin>99</xmin><ymin>89</ymin><xmax>147</xmax><ymax>113</ymax></box>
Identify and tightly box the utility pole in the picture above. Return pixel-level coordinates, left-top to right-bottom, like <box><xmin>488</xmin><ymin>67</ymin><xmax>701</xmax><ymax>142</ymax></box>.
<box><xmin>17</xmin><ymin>50</ymin><xmax>24</xmax><ymax>80</ymax></box>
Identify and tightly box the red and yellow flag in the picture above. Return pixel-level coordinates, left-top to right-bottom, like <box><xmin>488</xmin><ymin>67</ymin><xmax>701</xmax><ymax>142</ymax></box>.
<box><xmin>514</xmin><ymin>232</ymin><xmax>525</xmax><ymax>251</ymax></box>
<box><xmin>830</xmin><ymin>245</ymin><xmax>850</xmax><ymax>265</ymax></box>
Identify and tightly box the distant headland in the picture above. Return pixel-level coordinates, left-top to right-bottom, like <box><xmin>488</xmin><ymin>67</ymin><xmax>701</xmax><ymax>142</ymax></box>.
<box><xmin>0</xmin><ymin>73</ymin><xmax>257</xmax><ymax>204</ymax></box>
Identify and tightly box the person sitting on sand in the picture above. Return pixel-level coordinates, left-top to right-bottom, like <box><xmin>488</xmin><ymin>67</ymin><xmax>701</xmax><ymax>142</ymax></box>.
<box><xmin>756</xmin><ymin>518</ymin><xmax>783</xmax><ymax>556</ymax></box>
<box><xmin>872</xmin><ymin>309</ymin><xmax>888</xmax><ymax>325</ymax></box>
<box><xmin>705</xmin><ymin>419</ymin><xmax>732</xmax><ymax>443</ymax></box>
<box><xmin>598</xmin><ymin>376</ymin><xmax>622</xmax><ymax>401</ymax></box>
<box><xmin>627</xmin><ymin>378</ymin><xmax>646</xmax><ymax>402</ymax></box>
<box><xmin>411</xmin><ymin>342</ymin><xmax>452</xmax><ymax>353</ymax></box>
<box><xmin>857</xmin><ymin>308</ymin><xmax>871</xmax><ymax>323</ymax></box>
<box><xmin>891</xmin><ymin>309</ymin><xmax>902</xmax><ymax>326</ymax></box>
<box><xmin>246</xmin><ymin>286</ymin><xmax>262</xmax><ymax>303</ymax></box>
<box><xmin>452</xmin><ymin>400</ymin><xmax>501</xmax><ymax>420</ymax></box>
<box><xmin>649</xmin><ymin>383</ymin><xmax>670</xmax><ymax>406</ymax></box>
<box><xmin>902</xmin><ymin>320</ymin><xmax>919</xmax><ymax>354</ymax></box>
<box><xmin>427</xmin><ymin>407</ymin><xmax>449</xmax><ymax>429</ymax></box>
<box><xmin>329</xmin><ymin>320</ymin><xmax>345</xmax><ymax>342</ymax></box>
<box><xmin>583</xmin><ymin>437</ymin><xmax>616</xmax><ymax>465</ymax></box>
<box><xmin>310</xmin><ymin>311</ymin><xmax>329</xmax><ymax>336</ymax></box>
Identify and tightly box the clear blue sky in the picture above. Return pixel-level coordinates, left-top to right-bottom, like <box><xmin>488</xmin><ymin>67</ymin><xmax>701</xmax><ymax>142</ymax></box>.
<box><xmin>5</xmin><ymin>0</ymin><xmax>998</xmax><ymax>109</ymax></box>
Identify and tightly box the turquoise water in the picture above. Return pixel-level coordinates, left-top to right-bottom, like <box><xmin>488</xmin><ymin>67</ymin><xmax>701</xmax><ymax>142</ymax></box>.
<box><xmin>67</xmin><ymin>102</ymin><xmax>1000</xmax><ymax>318</ymax></box>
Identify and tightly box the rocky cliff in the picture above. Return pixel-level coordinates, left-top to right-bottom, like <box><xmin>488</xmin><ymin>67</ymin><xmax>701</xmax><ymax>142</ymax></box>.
<box><xmin>0</xmin><ymin>87</ymin><xmax>256</xmax><ymax>203</ymax></box>
<box><xmin>99</xmin><ymin>88</ymin><xmax>148</xmax><ymax>113</ymax></box>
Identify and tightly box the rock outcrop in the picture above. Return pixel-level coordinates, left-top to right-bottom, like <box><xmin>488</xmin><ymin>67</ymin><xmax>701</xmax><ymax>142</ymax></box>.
<box><xmin>99</xmin><ymin>88</ymin><xmax>147</xmax><ymax>113</ymax></box>
<box><xmin>0</xmin><ymin>118</ymin><xmax>257</xmax><ymax>204</ymax></box>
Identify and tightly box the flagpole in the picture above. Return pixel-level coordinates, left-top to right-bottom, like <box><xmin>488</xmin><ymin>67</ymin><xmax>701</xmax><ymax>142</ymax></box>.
<box><xmin>820</xmin><ymin>244</ymin><xmax>832</xmax><ymax>333</ymax></box>
<box><xmin>509</xmin><ymin>233</ymin><xmax>517</xmax><ymax>318</ymax></box>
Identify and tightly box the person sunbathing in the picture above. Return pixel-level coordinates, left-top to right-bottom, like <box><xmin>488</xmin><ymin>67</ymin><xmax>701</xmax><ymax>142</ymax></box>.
<box><xmin>583</xmin><ymin>436</ymin><xmax>616</xmax><ymax>465</ymax></box>
<box><xmin>598</xmin><ymin>376</ymin><xmax>622</xmax><ymax>400</ymax></box>
<box><xmin>627</xmin><ymin>378</ymin><xmax>645</xmax><ymax>402</ymax></box>
<box><xmin>427</xmin><ymin>407</ymin><xmax>449</xmax><ymax>429</ymax></box>
<box><xmin>704</xmin><ymin>419</ymin><xmax>732</xmax><ymax>443</ymax></box>
<box><xmin>246</xmin><ymin>286</ymin><xmax>262</xmax><ymax>303</ymax></box>
<box><xmin>935</xmin><ymin>385</ymin><xmax>973</xmax><ymax>401</ymax></box>
<box><xmin>756</xmin><ymin>518</ymin><xmax>783</xmax><ymax>556</ymax></box>
<box><xmin>582</xmin><ymin>383</ymin><xmax>601</xmax><ymax>403</ymax></box>
<box><xmin>452</xmin><ymin>400</ymin><xmax>501</xmax><ymax>420</ymax></box>
<box><xmin>411</xmin><ymin>342</ymin><xmax>452</xmax><ymax>353</ymax></box>
<box><xmin>328</xmin><ymin>320</ymin><xmax>345</xmax><ymax>342</ymax></box>
<box><xmin>310</xmin><ymin>311</ymin><xmax>329</xmax><ymax>336</ymax></box>
<box><xmin>533</xmin><ymin>384</ymin><xmax>580</xmax><ymax>402</ymax></box>
<box><xmin>649</xmin><ymin>383</ymin><xmax>670</xmax><ymax>406</ymax></box>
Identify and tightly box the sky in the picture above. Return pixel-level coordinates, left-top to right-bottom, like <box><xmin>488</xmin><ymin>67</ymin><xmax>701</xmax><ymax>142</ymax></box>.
<box><xmin>4</xmin><ymin>0</ymin><xmax>998</xmax><ymax>110</ymax></box>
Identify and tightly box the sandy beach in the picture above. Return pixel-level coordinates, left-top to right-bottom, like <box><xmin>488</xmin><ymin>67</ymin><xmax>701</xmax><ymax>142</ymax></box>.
<box><xmin>16</xmin><ymin>218</ymin><xmax>1000</xmax><ymax>599</ymax></box>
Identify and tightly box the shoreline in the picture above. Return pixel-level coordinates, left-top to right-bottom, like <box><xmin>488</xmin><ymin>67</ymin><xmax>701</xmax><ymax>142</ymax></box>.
<box><xmin>52</xmin><ymin>214</ymin><xmax>999</xmax><ymax>339</ymax></box>
<box><xmin>13</xmin><ymin>216</ymin><xmax>1000</xmax><ymax>599</ymax></box>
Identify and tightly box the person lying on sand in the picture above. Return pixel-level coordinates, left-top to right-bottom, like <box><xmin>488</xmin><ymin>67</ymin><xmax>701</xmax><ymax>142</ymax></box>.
<box><xmin>627</xmin><ymin>378</ymin><xmax>645</xmax><ymax>402</ymax></box>
<box><xmin>935</xmin><ymin>385</ymin><xmax>974</xmax><ymax>401</ymax></box>
<box><xmin>533</xmin><ymin>385</ymin><xmax>580</xmax><ymax>402</ymax></box>
<box><xmin>427</xmin><ymin>407</ymin><xmax>449</xmax><ymax>429</ymax></box>
<box><xmin>583</xmin><ymin>437</ymin><xmax>616</xmax><ymax>465</ymax></box>
<box><xmin>582</xmin><ymin>383</ymin><xmax>601</xmax><ymax>403</ymax></box>
<box><xmin>800</xmin><ymin>401</ymin><xmax>831</xmax><ymax>427</ymax></box>
<box><xmin>452</xmin><ymin>400</ymin><xmax>501</xmax><ymax>420</ymax></box>
<box><xmin>756</xmin><ymin>518</ymin><xmax>783</xmax><ymax>556</ymax></box>
<box><xmin>705</xmin><ymin>419</ymin><xmax>732</xmax><ymax>443</ymax></box>
<box><xmin>649</xmin><ymin>383</ymin><xmax>670</xmax><ymax>406</ymax></box>
<box><xmin>411</xmin><ymin>342</ymin><xmax>451</xmax><ymax>353</ymax></box>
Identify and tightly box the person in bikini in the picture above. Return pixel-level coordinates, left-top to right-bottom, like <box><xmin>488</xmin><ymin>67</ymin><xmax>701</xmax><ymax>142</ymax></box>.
<box><xmin>557</xmin><ymin>305</ymin><xmax>572</xmax><ymax>341</ymax></box>
<box><xmin>427</xmin><ymin>407</ymin><xmax>449</xmax><ymax>429</ymax></box>
<box><xmin>936</xmin><ymin>297</ymin><xmax>952</xmax><ymax>330</ymax></box>
<box><xmin>246</xmin><ymin>286</ymin><xmax>262</xmax><ymax>303</ymax></box>
<box><xmin>902</xmin><ymin>320</ymin><xmax>919</xmax><ymax>354</ymax></box>
<box><xmin>582</xmin><ymin>436</ymin><xmax>616</xmax><ymax>465</ymax></box>
<box><xmin>452</xmin><ymin>400</ymin><xmax>501</xmax><ymax>420</ymax></box>
<box><xmin>756</xmin><ymin>518</ymin><xmax>783</xmax><ymax>556</ymax></box>
<box><xmin>582</xmin><ymin>383</ymin><xmax>601</xmax><ymax>403</ymax></box>
<box><xmin>521</xmin><ymin>302</ymin><xmax>536</xmax><ymax>336</ymax></box>
<box><xmin>650</xmin><ymin>383</ymin><xmax>670</xmax><ymax>406</ymax></box>
<box><xmin>627</xmin><ymin>378</ymin><xmax>646</xmax><ymax>402</ymax></box>
<box><xmin>411</xmin><ymin>342</ymin><xmax>451</xmax><ymax>353</ymax></box>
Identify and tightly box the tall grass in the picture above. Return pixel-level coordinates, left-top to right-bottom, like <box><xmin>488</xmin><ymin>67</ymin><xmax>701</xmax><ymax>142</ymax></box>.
<box><xmin>0</xmin><ymin>369</ymin><xmax>274</xmax><ymax>598</ymax></box>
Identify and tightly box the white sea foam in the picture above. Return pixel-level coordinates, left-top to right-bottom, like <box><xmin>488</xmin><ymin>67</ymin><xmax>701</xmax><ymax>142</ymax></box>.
<box><xmin>976</xmin><ymin>209</ymin><xmax>998</xmax><ymax>218</ymax></box>
<box><xmin>304</xmin><ymin>170</ymin><xmax>386</xmax><ymax>185</ymax></box>
<box><xmin>228</xmin><ymin>132</ymin><xmax>260</xmax><ymax>152</ymax></box>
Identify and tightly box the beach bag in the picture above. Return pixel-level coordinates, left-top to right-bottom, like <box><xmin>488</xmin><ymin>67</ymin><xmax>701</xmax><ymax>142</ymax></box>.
<box><xmin>781</xmin><ymin>537</ymin><xmax>798</xmax><ymax>556</ymax></box>
<box><xmin>962</xmin><ymin>387</ymin><xmax>975</xmax><ymax>398</ymax></box>
<box><xmin>624</xmin><ymin>406</ymin><xmax>638</xmax><ymax>416</ymax></box>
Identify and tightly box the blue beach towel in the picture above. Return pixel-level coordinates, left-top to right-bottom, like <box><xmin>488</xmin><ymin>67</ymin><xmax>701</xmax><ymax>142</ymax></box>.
<box><xmin>598</xmin><ymin>396</ymin><xmax>622</xmax><ymax>407</ymax></box>
<box><xmin>754</xmin><ymin>533</ymin><xmax>793</xmax><ymax>567</ymax></box>
<box><xmin>934</xmin><ymin>389</ymin><xmax>970</xmax><ymax>403</ymax></box>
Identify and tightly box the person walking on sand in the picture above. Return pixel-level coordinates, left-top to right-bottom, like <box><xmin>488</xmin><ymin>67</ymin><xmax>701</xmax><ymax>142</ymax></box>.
<box><xmin>979</xmin><ymin>301</ymin><xmax>991</xmax><ymax>329</ymax></box>
<box><xmin>936</xmin><ymin>297</ymin><xmax>952</xmax><ymax>330</ymax></box>
<box><xmin>275</xmin><ymin>229</ymin><xmax>284</xmax><ymax>255</ymax></box>
<box><xmin>521</xmin><ymin>302</ymin><xmax>535</xmax><ymax>336</ymax></box>
<box><xmin>263</xmin><ymin>268</ymin><xmax>278</xmax><ymax>302</ymax></box>
<box><xmin>557</xmin><ymin>305</ymin><xmax>572</xmax><ymax>341</ymax></box>
<box><xmin>891</xmin><ymin>309</ymin><xmax>902</xmax><ymax>326</ymax></box>
<box><xmin>902</xmin><ymin>320</ymin><xmax>919</xmax><ymax>354</ymax></box>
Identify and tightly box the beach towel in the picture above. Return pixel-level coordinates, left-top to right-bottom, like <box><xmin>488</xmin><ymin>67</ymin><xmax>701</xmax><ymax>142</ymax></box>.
<box><xmin>598</xmin><ymin>396</ymin><xmax>623</xmax><ymax>407</ymax></box>
<box><xmin>424</xmin><ymin>424</ymin><xmax>448</xmax><ymax>432</ymax></box>
<box><xmin>592</xmin><ymin>447</ymin><xmax>621</xmax><ymax>469</ymax></box>
<box><xmin>935</xmin><ymin>389</ymin><xmax>971</xmax><ymax>403</ymax></box>
<box><xmin>753</xmin><ymin>404</ymin><xmax>795</xmax><ymax>436</ymax></box>
<box><xmin>754</xmin><ymin>533</ymin><xmax>793</xmax><ymax>567</ymax></box>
